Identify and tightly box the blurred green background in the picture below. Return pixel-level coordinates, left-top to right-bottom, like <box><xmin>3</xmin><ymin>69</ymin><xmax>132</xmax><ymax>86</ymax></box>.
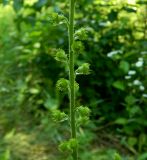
<box><xmin>0</xmin><ymin>0</ymin><xmax>147</xmax><ymax>159</ymax></box>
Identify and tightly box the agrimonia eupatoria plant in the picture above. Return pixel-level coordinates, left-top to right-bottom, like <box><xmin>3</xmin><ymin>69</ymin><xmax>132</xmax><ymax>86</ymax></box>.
<box><xmin>49</xmin><ymin>1</ymin><xmax>91</xmax><ymax>159</ymax></box>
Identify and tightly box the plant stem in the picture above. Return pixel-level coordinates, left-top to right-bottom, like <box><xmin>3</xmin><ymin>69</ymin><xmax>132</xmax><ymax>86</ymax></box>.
<box><xmin>69</xmin><ymin>0</ymin><xmax>78</xmax><ymax>159</ymax></box>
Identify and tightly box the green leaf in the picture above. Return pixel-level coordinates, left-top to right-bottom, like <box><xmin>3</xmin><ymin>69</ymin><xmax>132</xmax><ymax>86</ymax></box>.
<box><xmin>139</xmin><ymin>133</ymin><xmax>146</xmax><ymax>152</ymax></box>
<box><xmin>114</xmin><ymin>153</ymin><xmax>122</xmax><ymax>160</ymax></box>
<box><xmin>119</xmin><ymin>60</ymin><xmax>130</xmax><ymax>73</ymax></box>
<box><xmin>13</xmin><ymin>0</ymin><xmax>23</xmax><ymax>11</ymax></box>
<box><xmin>125</xmin><ymin>95</ymin><xmax>136</xmax><ymax>105</ymax></box>
<box><xmin>138</xmin><ymin>153</ymin><xmax>147</xmax><ymax>160</ymax></box>
<box><xmin>0</xmin><ymin>150</ymin><xmax>10</xmax><ymax>160</ymax></box>
<box><xmin>29</xmin><ymin>88</ymin><xmax>40</xmax><ymax>94</ymax></box>
<box><xmin>112</xmin><ymin>81</ymin><xmax>125</xmax><ymax>91</ymax></box>
<box><xmin>115</xmin><ymin>118</ymin><xmax>128</xmax><ymax>125</ymax></box>
<box><xmin>128</xmin><ymin>137</ymin><xmax>137</xmax><ymax>147</ymax></box>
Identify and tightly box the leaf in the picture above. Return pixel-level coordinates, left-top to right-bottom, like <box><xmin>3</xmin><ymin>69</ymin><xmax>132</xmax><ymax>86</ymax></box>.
<box><xmin>0</xmin><ymin>150</ymin><xmax>10</xmax><ymax>160</ymax></box>
<box><xmin>123</xmin><ymin>7</ymin><xmax>136</xmax><ymax>13</ymax></box>
<box><xmin>13</xmin><ymin>0</ymin><xmax>23</xmax><ymax>11</ymax></box>
<box><xmin>2</xmin><ymin>0</ymin><xmax>9</xmax><ymax>5</ymax></box>
<box><xmin>34</xmin><ymin>0</ymin><xmax>48</xmax><ymax>8</ymax></box>
<box><xmin>115</xmin><ymin>118</ymin><xmax>128</xmax><ymax>125</ymax></box>
<box><xmin>139</xmin><ymin>133</ymin><xmax>146</xmax><ymax>152</ymax></box>
<box><xmin>119</xmin><ymin>60</ymin><xmax>130</xmax><ymax>73</ymax></box>
<box><xmin>128</xmin><ymin>137</ymin><xmax>137</xmax><ymax>147</ymax></box>
<box><xmin>137</xmin><ymin>0</ymin><xmax>147</xmax><ymax>4</ymax></box>
<box><xmin>125</xmin><ymin>95</ymin><xmax>136</xmax><ymax>105</ymax></box>
<box><xmin>29</xmin><ymin>88</ymin><xmax>40</xmax><ymax>94</ymax></box>
<box><xmin>138</xmin><ymin>153</ymin><xmax>147</xmax><ymax>160</ymax></box>
<box><xmin>112</xmin><ymin>81</ymin><xmax>125</xmax><ymax>91</ymax></box>
<box><xmin>114</xmin><ymin>153</ymin><xmax>122</xmax><ymax>160</ymax></box>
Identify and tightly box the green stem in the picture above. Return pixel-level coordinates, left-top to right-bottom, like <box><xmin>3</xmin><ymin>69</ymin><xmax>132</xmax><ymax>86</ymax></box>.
<box><xmin>69</xmin><ymin>0</ymin><xmax>78</xmax><ymax>159</ymax></box>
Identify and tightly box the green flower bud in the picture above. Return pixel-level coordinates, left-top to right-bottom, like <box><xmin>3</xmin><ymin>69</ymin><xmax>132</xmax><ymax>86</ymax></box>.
<box><xmin>69</xmin><ymin>138</ymin><xmax>78</xmax><ymax>149</ymax></box>
<box><xmin>75</xmin><ymin>63</ymin><xmax>91</xmax><ymax>75</ymax></box>
<box><xmin>59</xmin><ymin>139</ymin><xmax>78</xmax><ymax>153</ymax></box>
<box><xmin>56</xmin><ymin>78</ymin><xmax>69</xmax><ymax>92</ymax></box>
<box><xmin>49</xmin><ymin>13</ymin><xmax>68</xmax><ymax>26</ymax></box>
<box><xmin>77</xmin><ymin>106</ymin><xmax>91</xmax><ymax>117</ymax></box>
<box><xmin>54</xmin><ymin>49</ymin><xmax>67</xmax><ymax>62</ymax></box>
<box><xmin>59</xmin><ymin>141</ymin><xmax>72</xmax><ymax>153</ymax></box>
<box><xmin>114</xmin><ymin>153</ymin><xmax>122</xmax><ymax>160</ymax></box>
<box><xmin>51</xmin><ymin>109</ymin><xmax>68</xmax><ymax>122</ymax></box>
<box><xmin>74</xmin><ymin>28</ymin><xmax>88</xmax><ymax>41</ymax></box>
<box><xmin>75</xmin><ymin>81</ymin><xmax>79</xmax><ymax>92</ymax></box>
<box><xmin>72</xmin><ymin>41</ymin><xmax>84</xmax><ymax>54</ymax></box>
<box><xmin>77</xmin><ymin>116</ymin><xmax>89</xmax><ymax>126</ymax></box>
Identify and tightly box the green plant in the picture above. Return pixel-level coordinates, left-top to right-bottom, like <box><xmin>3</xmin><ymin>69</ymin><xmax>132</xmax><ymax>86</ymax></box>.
<box><xmin>50</xmin><ymin>0</ymin><xmax>90</xmax><ymax>159</ymax></box>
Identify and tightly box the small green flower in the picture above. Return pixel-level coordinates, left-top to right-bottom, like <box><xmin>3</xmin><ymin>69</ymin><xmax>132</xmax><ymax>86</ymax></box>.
<box><xmin>51</xmin><ymin>109</ymin><xmax>68</xmax><ymax>122</ymax></box>
<box><xmin>59</xmin><ymin>141</ymin><xmax>72</xmax><ymax>153</ymax></box>
<box><xmin>49</xmin><ymin>13</ymin><xmax>68</xmax><ymax>25</ymax></box>
<box><xmin>77</xmin><ymin>116</ymin><xmax>89</xmax><ymax>126</ymax></box>
<box><xmin>77</xmin><ymin>106</ymin><xmax>91</xmax><ymax>117</ymax></box>
<box><xmin>75</xmin><ymin>81</ymin><xmax>79</xmax><ymax>92</ymax></box>
<box><xmin>72</xmin><ymin>41</ymin><xmax>84</xmax><ymax>54</ymax></box>
<box><xmin>56</xmin><ymin>78</ymin><xmax>69</xmax><ymax>92</ymax></box>
<box><xmin>59</xmin><ymin>139</ymin><xmax>78</xmax><ymax>153</ymax></box>
<box><xmin>76</xmin><ymin>63</ymin><xmax>91</xmax><ymax>75</ymax></box>
<box><xmin>54</xmin><ymin>49</ymin><xmax>67</xmax><ymax>62</ymax></box>
<box><xmin>69</xmin><ymin>138</ymin><xmax>78</xmax><ymax>149</ymax></box>
<box><xmin>74</xmin><ymin>28</ymin><xmax>88</xmax><ymax>41</ymax></box>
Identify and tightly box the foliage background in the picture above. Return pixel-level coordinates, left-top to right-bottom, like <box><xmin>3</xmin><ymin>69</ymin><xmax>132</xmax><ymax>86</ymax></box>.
<box><xmin>0</xmin><ymin>0</ymin><xmax>147</xmax><ymax>159</ymax></box>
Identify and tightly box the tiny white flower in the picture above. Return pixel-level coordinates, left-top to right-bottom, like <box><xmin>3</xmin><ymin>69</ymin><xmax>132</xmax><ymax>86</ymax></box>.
<box><xmin>133</xmin><ymin>80</ymin><xmax>141</xmax><ymax>85</ymax></box>
<box><xmin>125</xmin><ymin>76</ymin><xmax>131</xmax><ymax>79</ymax></box>
<box><xmin>128</xmin><ymin>70</ymin><xmax>136</xmax><ymax>75</ymax></box>
<box><xmin>138</xmin><ymin>57</ymin><xmax>143</xmax><ymax>61</ymax></box>
<box><xmin>141</xmin><ymin>51</ymin><xmax>147</xmax><ymax>55</ymax></box>
<box><xmin>135</xmin><ymin>61</ymin><xmax>143</xmax><ymax>67</ymax></box>
<box><xmin>107</xmin><ymin>50</ymin><xmax>123</xmax><ymax>57</ymax></box>
<box><xmin>142</xmin><ymin>94</ymin><xmax>147</xmax><ymax>98</ymax></box>
<box><xmin>139</xmin><ymin>85</ymin><xmax>145</xmax><ymax>91</ymax></box>
<box><xmin>34</xmin><ymin>42</ymin><xmax>41</xmax><ymax>48</ymax></box>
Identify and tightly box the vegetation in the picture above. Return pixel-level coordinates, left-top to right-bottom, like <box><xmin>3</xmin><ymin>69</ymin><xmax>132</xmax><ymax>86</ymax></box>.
<box><xmin>0</xmin><ymin>0</ymin><xmax>147</xmax><ymax>160</ymax></box>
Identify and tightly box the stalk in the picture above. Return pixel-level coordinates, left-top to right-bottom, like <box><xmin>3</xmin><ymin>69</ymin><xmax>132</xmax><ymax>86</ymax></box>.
<box><xmin>68</xmin><ymin>0</ymin><xmax>78</xmax><ymax>159</ymax></box>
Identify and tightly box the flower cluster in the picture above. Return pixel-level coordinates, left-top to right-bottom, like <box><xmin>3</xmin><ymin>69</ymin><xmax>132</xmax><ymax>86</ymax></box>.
<box><xmin>48</xmin><ymin>12</ymin><xmax>68</xmax><ymax>26</ymax></box>
<box><xmin>59</xmin><ymin>138</ymin><xmax>78</xmax><ymax>153</ymax></box>
<box><xmin>56</xmin><ymin>78</ymin><xmax>69</xmax><ymax>92</ymax></box>
<box><xmin>51</xmin><ymin>109</ymin><xmax>68</xmax><ymax>122</ymax></box>
<box><xmin>54</xmin><ymin>49</ymin><xmax>67</xmax><ymax>62</ymax></box>
<box><xmin>74</xmin><ymin>27</ymin><xmax>88</xmax><ymax>41</ymax></box>
<box><xmin>76</xmin><ymin>63</ymin><xmax>91</xmax><ymax>75</ymax></box>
